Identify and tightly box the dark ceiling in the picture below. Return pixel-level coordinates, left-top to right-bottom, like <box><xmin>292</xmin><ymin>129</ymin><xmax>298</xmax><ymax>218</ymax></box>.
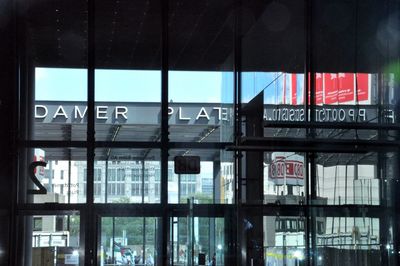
<box><xmin>24</xmin><ymin>0</ymin><xmax>399</xmax><ymax>72</ymax></box>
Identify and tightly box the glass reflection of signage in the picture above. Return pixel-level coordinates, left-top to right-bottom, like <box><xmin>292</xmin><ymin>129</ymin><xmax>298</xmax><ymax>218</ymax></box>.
<box><xmin>269</xmin><ymin>152</ymin><xmax>304</xmax><ymax>186</ymax></box>
<box><xmin>302</xmin><ymin>73</ymin><xmax>370</xmax><ymax>105</ymax></box>
<box><xmin>34</xmin><ymin>104</ymin><xmax>230</xmax><ymax>123</ymax></box>
<box><xmin>264</xmin><ymin>105</ymin><xmax>395</xmax><ymax>123</ymax></box>
<box><xmin>34</xmin><ymin>102</ymin><xmax>396</xmax><ymax>125</ymax></box>
<box><xmin>34</xmin><ymin>105</ymin><xmax>129</xmax><ymax>120</ymax></box>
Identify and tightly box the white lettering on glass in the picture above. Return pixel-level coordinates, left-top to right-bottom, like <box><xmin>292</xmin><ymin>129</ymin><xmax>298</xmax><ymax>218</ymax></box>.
<box><xmin>196</xmin><ymin>107</ymin><xmax>210</xmax><ymax>120</ymax></box>
<box><xmin>35</xmin><ymin>105</ymin><xmax>48</xmax><ymax>118</ymax></box>
<box><xmin>74</xmin><ymin>106</ymin><xmax>87</xmax><ymax>119</ymax></box>
<box><xmin>53</xmin><ymin>105</ymin><xmax>68</xmax><ymax>119</ymax></box>
<box><xmin>115</xmin><ymin>106</ymin><xmax>128</xmax><ymax>119</ymax></box>
<box><xmin>358</xmin><ymin>109</ymin><xmax>366</xmax><ymax>121</ymax></box>
<box><xmin>178</xmin><ymin>107</ymin><xmax>190</xmax><ymax>120</ymax></box>
<box><xmin>96</xmin><ymin>106</ymin><xmax>108</xmax><ymax>120</ymax></box>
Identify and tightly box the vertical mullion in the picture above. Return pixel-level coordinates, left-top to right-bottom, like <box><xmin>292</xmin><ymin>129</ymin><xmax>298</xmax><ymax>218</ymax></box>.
<box><xmin>105</xmin><ymin>159</ymin><xmax>109</xmax><ymax>203</ymax></box>
<box><xmin>235</xmin><ymin>0</ymin><xmax>242</xmax><ymax>201</ymax></box>
<box><xmin>143</xmin><ymin>217</ymin><xmax>146</xmax><ymax>265</ymax></box>
<box><xmin>87</xmin><ymin>0</ymin><xmax>95</xmax><ymax>206</ymax></box>
<box><xmin>234</xmin><ymin>1</ymin><xmax>242</xmax><ymax>266</ymax></box>
<box><xmin>308</xmin><ymin>1</ymin><xmax>318</xmax><ymax>265</ymax></box>
<box><xmin>142</xmin><ymin>159</ymin><xmax>145</xmax><ymax>203</ymax></box>
<box><xmin>85</xmin><ymin>0</ymin><xmax>95</xmax><ymax>265</ymax></box>
<box><xmin>68</xmin><ymin>151</ymin><xmax>71</xmax><ymax>204</ymax></box>
<box><xmin>161</xmin><ymin>0</ymin><xmax>169</xmax><ymax>265</ymax></box>
<box><xmin>304</xmin><ymin>1</ymin><xmax>313</xmax><ymax>266</ymax></box>
<box><xmin>12</xmin><ymin>0</ymin><xmax>21</xmax><ymax>264</ymax></box>
<box><xmin>234</xmin><ymin>0</ymin><xmax>242</xmax><ymax>147</ymax></box>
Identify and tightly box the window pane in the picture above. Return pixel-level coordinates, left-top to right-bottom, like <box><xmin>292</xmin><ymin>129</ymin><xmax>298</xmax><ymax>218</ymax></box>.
<box><xmin>94</xmin><ymin>0</ymin><xmax>161</xmax><ymax>142</ymax></box>
<box><xmin>100</xmin><ymin>217</ymin><xmax>160</xmax><ymax>265</ymax></box>
<box><xmin>168</xmin><ymin>149</ymin><xmax>234</xmax><ymax>204</ymax></box>
<box><xmin>29</xmin><ymin>214</ymin><xmax>81</xmax><ymax>265</ymax></box>
<box><xmin>94</xmin><ymin>148</ymin><xmax>161</xmax><ymax>203</ymax></box>
<box><xmin>314</xmin><ymin>212</ymin><xmax>396</xmax><ymax>265</ymax></box>
<box><xmin>168</xmin><ymin>0</ymin><xmax>235</xmax><ymax>142</ymax></box>
<box><xmin>20</xmin><ymin>148</ymin><xmax>86</xmax><ymax>204</ymax></box>
<box><xmin>263</xmin><ymin>215</ymin><xmax>305</xmax><ymax>266</ymax></box>
<box><xmin>314</xmin><ymin>152</ymin><xmax>399</xmax><ymax>206</ymax></box>
<box><xmin>171</xmin><ymin>217</ymin><xmax>225</xmax><ymax>266</ymax></box>
<box><xmin>261</xmin><ymin>152</ymin><xmax>306</xmax><ymax>205</ymax></box>
<box><xmin>22</xmin><ymin>0</ymin><xmax>88</xmax><ymax>141</ymax></box>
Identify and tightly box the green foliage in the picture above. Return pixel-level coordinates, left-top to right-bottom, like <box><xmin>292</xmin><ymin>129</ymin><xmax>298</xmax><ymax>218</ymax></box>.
<box><xmin>112</xmin><ymin>196</ymin><xmax>131</xmax><ymax>203</ymax></box>
<box><xmin>179</xmin><ymin>193</ymin><xmax>213</xmax><ymax>204</ymax></box>
<box><xmin>101</xmin><ymin>217</ymin><xmax>157</xmax><ymax>248</ymax></box>
<box><xmin>68</xmin><ymin>215</ymin><xmax>80</xmax><ymax>239</ymax></box>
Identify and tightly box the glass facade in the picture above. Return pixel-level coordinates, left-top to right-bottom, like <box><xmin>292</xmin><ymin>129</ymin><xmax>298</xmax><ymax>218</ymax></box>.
<box><xmin>0</xmin><ymin>0</ymin><xmax>399</xmax><ymax>266</ymax></box>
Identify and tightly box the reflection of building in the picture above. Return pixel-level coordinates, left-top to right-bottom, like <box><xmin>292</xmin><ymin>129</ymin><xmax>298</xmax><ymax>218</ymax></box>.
<box><xmin>77</xmin><ymin>160</ymin><xmax>161</xmax><ymax>203</ymax></box>
<box><xmin>3</xmin><ymin>1</ymin><xmax>399</xmax><ymax>265</ymax></box>
<box><xmin>31</xmin><ymin>214</ymin><xmax>80</xmax><ymax>266</ymax></box>
<box><xmin>33</xmin><ymin>98</ymin><xmax>388</xmax><ymax>265</ymax></box>
<box><xmin>42</xmin><ymin>160</ymin><xmax>215</xmax><ymax>204</ymax></box>
<box><xmin>41</xmin><ymin>161</ymin><xmax>78</xmax><ymax>203</ymax></box>
<box><xmin>221</xmin><ymin>162</ymin><xmax>235</xmax><ymax>204</ymax></box>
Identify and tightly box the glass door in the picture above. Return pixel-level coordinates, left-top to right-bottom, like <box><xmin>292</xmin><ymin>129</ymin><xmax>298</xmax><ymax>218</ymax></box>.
<box><xmin>170</xmin><ymin>200</ymin><xmax>225</xmax><ymax>266</ymax></box>
<box><xmin>98</xmin><ymin>216</ymin><xmax>160</xmax><ymax>266</ymax></box>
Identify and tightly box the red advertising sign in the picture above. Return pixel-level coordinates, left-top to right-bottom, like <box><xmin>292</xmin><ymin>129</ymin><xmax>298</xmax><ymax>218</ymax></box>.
<box><xmin>306</xmin><ymin>73</ymin><xmax>326</xmax><ymax>105</ymax></box>
<box><xmin>315</xmin><ymin>73</ymin><xmax>323</xmax><ymax>104</ymax></box>
<box><xmin>324</xmin><ymin>73</ymin><xmax>339</xmax><ymax>104</ymax></box>
<box><xmin>282</xmin><ymin>72</ymin><xmax>370</xmax><ymax>105</ymax></box>
<box><xmin>356</xmin><ymin>73</ymin><xmax>369</xmax><ymax>102</ymax></box>
<box><xmin>269</xmin><ymin>153</ymin><xmax>304</xmax><ymax>186</ymax></box>
<box><xmin>338</xmin><ymin>73</ymin><xmax>354</xmax><ymax>103</ymax></box>
<box><xmin>291</xmin><ymin>74</ymin><xmax>297</xmax><ymax>105</ymax></box>
<box><xmin>283</xmin><ymin>73</ymin><xmax>286</xmax><ymax>104</ymax></box>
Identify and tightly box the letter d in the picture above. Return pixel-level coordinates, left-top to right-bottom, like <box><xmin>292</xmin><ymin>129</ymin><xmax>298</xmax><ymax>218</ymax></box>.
<box><xmin>35</xmin><ymin>105</ymin><xmax>48</xmax><ymax>118</ymax></box>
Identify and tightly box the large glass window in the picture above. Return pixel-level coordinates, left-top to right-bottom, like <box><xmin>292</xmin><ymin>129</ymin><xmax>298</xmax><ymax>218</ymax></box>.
<box><xmin>264</xmin><ymin>215</ymin><xmax>306</xmax><ymax>266</ymax></box>
<box><xmin>171</xmin><ymin>216</ymin><xmax>225</xmax><ymax>266</ymax></box>
<box><xmin>20</xmin><ymin>148</ymin><xmax>86</xmax><ymax>204</ymax></box>
<box><xmin>94</xmin><ymin>148</ymin><xmax>161</xmax><ymax>203</ymax></box>
<box><xmin>168</xmin><ymin>149</ymin><xmax>234</xmax><ymax>204</ymax></box>
<box><xmin>100</xmin><ymin>216</ymin><xmax>160</xmax><ymax>266</ymax></box>
<box><xmin>315</xmin><ymin>152</ymin><xmax>383</xmax><ymax>206</ymax></box>
<box><xmin>34</xmin><ymin>68</ymin><xmax>88</xmax><ymax>141</ymax></box>
<box><xmin>26</xmin><ymin>214</ymin><xmax>81</xmax><ymax>265</ymax></box>
<box><xmin>23</xmin><ymin>0</ymin><xmax>88</xmax><ymax>141</ymax></box>
<box><xmin>12</xmin><ymin>0</ymin><xmax>400</xmax><ymax>266</ymax></box>
<box><xmin>314</xmin><ymin>211</ymin><xmax>397</xmax><ymax>266</ymax></box>
<box><xmin>263</xmin><ymin>152</ymin><xmax>306</xmax><ymax>204</ymax></box>
<box><xmin>168</xmin><ymin>0</ymin><xmax>235</xmax><ymax>143</ymax></box>
<box><xmin>94</xmin><ymin>0</ymin><xmax>162</xmax><ymax>142</ymax></box>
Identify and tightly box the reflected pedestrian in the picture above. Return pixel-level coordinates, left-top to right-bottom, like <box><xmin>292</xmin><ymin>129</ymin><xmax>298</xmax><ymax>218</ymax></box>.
<box><xmin>211</xmin><ymin>253</ymin><xmax>216</xmax><ymax>266</ymax></box>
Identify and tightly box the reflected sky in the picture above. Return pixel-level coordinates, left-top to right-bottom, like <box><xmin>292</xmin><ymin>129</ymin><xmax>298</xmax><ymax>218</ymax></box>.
<box><xmin>35</xmin><ymin>67</ymin><xmax>225</xmax><ymax>103</ymax></box>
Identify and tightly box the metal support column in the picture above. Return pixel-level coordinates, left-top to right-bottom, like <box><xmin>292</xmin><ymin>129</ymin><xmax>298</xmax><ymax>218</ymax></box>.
<box><xmin>85</xmin><ymin>0</ymin><xmax>96</xmax><ymax>264</ymax></box>
<box><xmin>160</xmin><ymin>0</ymin><xmax>169</xmax><ymax>264</ymax></box>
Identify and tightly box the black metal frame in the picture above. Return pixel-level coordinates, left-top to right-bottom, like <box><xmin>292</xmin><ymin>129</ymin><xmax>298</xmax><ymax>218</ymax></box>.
<box><xmin>5</xmin><ymin>0</ymin><xmax>399</xmax><ymax>266</ymax></box>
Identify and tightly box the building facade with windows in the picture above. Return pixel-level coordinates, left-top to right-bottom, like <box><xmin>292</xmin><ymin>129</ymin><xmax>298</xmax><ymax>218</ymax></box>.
<box><xmin>0</xmin><ymin>0</ymin><xmax>399</xmax><ymax>266</ymax></box>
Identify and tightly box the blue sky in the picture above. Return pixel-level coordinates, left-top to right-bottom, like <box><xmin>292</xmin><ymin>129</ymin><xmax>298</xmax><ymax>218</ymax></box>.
<box><xmin>35</xmin><ymin>68</ymin><xmax>225</xmax><ymax>103</ymax></box>
<box><xmin>35</xmin><ymin>67</ymin><xmax>292</xmax><ymax>103</ymax></box>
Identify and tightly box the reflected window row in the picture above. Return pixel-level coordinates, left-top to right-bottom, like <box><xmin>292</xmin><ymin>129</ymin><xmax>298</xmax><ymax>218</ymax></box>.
<box><xmin>24</xmin><ymin>148</ymin><xmax>399</xmax><ymax>207</ymax></box>
<box><xmin>23</xmin><ymin>148</ymin><xmax>234</xmax><ymax>204</ymax></box>
<box><xmin>21</xmin><ymin>211</ymin><xmax>397</xmax><ymax>266</ymax></box>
